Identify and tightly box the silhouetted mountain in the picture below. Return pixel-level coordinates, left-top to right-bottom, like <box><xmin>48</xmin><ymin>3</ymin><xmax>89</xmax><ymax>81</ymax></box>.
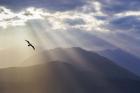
<box><xmin>98</xmin><ymin>49</ymin><xmax>140</xmax><ymax>76</ymax></box>
<box><xmin>23</xmin><ymin>47</ymin><xmax>139</xmax><ymax>79</ymax></box>
<box><xmin>0</xmin><ymin>47</ymin><xmax>140</xmax><ymax>93</ymax></box>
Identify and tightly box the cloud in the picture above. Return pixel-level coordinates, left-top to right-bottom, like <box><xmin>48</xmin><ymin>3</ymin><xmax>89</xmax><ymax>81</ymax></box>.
<box><xmin>64</xmin><ymin>18</ymin><xmax>85</xmax><ymax>26</ymax></box>
<box><xmin>110</xmin><ymin>16</ymin><xmax>140</xmax><ymax>29</ymax></box>
<box><xmin>108</xmin><ymin>14</ymin><xmax>140</xmax><ymax>33</ymax></box>
<box><xmin>0</xmin><ymin>5</ymin><xmax>108</xmax><ymax>32</ymax></box>
<box><xmin>1</xmin><ymin>0</ymin><xmax>139</xmax><ymax>33</ymax></box>
<box><xmin>98</xmin><ymin>0</ymin><xmax>140</xmax><ymax>14</ymax></box>
<box><xmin>115</xmin><ymin>11</ymin><xmax>140</xmax><ymax>17</ymax></box>
<box><xmin>0</xmin><ymin>0</ymin><xmax>86</xmax><ymax>11</ymax></box>
<box><xmin>92</xmin><ymin>0</ymin><xmax>140</xmax><ymax>33</ymax></box>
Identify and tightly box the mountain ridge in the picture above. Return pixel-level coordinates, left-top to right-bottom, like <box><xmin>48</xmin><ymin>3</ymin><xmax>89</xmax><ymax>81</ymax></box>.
<box><xmin>9</xmin><ymin>47</ymin><xmax>140</xmax><ymax>80</ymax></box>
<box><xmin>98</xmin><ymin>48</ymin><xmax>140</xmax><ymax>76</ymax></box>
<box><xmin>0</xmin><ymin>47</ymin><xmax>140</xmax><ymax>93</ymax></box>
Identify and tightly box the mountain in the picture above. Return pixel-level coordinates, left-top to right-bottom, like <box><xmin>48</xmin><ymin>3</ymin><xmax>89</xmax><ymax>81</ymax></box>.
<box><xmin>23</xmin><ymin>47</ymin><xmax>139</xmax><ymax>79</ymax></box>
<box><xmin>98</xmin><ymin>49</ymin><xmax>140</xmax><ymax>76</ymax></box>
<box><xmin>0</xmin><ymin>47</ymin><xmax>140</xmax><ymax>93</ymax></box>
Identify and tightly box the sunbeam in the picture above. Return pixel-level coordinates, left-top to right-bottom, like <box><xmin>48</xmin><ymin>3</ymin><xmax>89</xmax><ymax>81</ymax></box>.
<box><xmin>0</xmin><ymin>0</ymin><xmax>140</xmax><ymax>93</ymax></box>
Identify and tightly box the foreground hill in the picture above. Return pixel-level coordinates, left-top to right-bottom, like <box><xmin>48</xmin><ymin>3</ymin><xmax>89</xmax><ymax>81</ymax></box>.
<box><xmin>0</xmin><ymin>47</ymin><xmax>140</xmax><ymax>93</ymax></box>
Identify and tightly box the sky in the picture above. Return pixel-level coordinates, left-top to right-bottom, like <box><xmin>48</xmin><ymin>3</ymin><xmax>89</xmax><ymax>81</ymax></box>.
<box><xmin>0</xmin><ymin>0</ymin><xmax>140</xmax><ymax>67</ymax></box>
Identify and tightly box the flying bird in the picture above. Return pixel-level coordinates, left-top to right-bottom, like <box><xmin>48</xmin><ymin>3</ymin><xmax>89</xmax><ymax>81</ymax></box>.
<box><xmin>25</xmin><ymin>40</ymin><xmax>35</xmax><ymax>50</ymax></box>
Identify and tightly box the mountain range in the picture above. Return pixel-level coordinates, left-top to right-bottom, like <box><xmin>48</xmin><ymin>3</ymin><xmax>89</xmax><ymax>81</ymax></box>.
<box><xmin>0</xmin><ymin>47</ymin><xmax>140</xmax><ymax>93</ymax></box>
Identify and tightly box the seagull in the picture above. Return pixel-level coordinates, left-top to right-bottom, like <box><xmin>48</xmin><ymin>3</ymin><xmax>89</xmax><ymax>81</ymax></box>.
<box><xmin>25</xmin><ymin>40</ymin><xmax>35</xmax><ymax>50</ymax></box>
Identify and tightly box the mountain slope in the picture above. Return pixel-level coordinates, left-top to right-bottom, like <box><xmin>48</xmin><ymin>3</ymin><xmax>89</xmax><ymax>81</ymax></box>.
<box><xmin>0</xmin><ymin>61</ymin><xmax>140</xmax><ymax>93</ymax></box>
<box><xmin>98</xmin><ymin>49</ymin><xmax>140</xmax><ymax>76</ymax></box>
<box><xmin>0</xmin><ymin>47</ymin><xmax>139</xmax><ymax>93</ymax></box>
<box><xmin>23</xmin><ymin>47</ymin><xmax>139</xmax><ymax>79</ymax></box>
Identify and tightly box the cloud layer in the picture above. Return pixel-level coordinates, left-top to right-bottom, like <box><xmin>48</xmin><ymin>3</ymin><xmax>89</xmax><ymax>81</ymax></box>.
<box><xmin>0</xmin><ymin>0</ymin><xmax>139</xmax><ymax>33</ymax></box>
<box><xmin>0</xmin><ymin>0</ymin><xmax>86</xmax><ymax>11</ymax></box>
<box><xmin>0</xmin><ymin>2</ymin><xmax>107</xmax><ymax>32</ymax></box>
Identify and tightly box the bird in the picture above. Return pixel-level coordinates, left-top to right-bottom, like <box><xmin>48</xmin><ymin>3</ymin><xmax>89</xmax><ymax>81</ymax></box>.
<box><xmin>25</xmin><ymin>40</ymin><xmax>35</xmax><ymax>50</ymax></box>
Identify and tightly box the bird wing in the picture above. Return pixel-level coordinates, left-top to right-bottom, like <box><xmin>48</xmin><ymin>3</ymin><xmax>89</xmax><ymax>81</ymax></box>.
<box><xmin>31</xmin><ymin>45</ymin><xmax>35</xmax><ymax>50</ymax></box>
<box><xmin>25</xmin><ymin>40</ymin><xmax>30</xmax><ymax>44</ymax></box>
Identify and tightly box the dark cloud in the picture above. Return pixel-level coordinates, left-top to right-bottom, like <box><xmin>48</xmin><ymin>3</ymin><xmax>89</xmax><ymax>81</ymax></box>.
<box><xmin>109</xmin><ymin>16</ymin><xmax>140</xmax><ymax>32</ymax></box>
<box><xmin>0</xmin><ymin>0</ymin><xmax>86</xmax><ymax>11</ymax></box>
<box><xmin>98</xmin><ymin>0</ymin><xmax>140</xmax><ymax>14</ymax></box>
<box><xmin>64</xmin><ymin>18</ymin><xmax>85</xmax><ymax>26</ymax></box>
<box><xmin>95</xmin><ymin>16</ymin><xmax>108</xmax><ymax>20</ymax></box>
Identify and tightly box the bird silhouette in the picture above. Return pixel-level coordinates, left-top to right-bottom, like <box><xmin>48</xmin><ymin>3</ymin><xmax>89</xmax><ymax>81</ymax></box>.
<box><xmin>25</xmin><ymin>40</ymin><xmax>35</xmax><ymax>50</ymax></box>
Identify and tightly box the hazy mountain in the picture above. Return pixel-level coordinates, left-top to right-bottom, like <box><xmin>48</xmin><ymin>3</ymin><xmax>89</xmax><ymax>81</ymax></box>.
<box><xmin>22</xmin><ymin>47</ymin><xmax>140</xmax><ymax>79</ymax></box>
<box><xmin>98</xmin><ymin>49</ymin><xmax>140</xmax><ymax>76</ymax></box>
<box><xmin>0</xmin><ymin>47</ymin><xmax>140</xmax><ymax>93</ymax></box>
